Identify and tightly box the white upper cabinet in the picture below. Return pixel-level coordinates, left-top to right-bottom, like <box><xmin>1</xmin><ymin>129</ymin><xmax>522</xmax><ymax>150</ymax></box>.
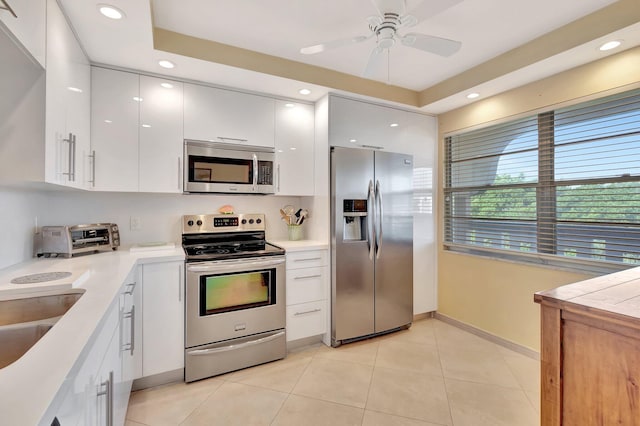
<box><xmin>329</xmin><ymin>95</ymin><xmax>414</xmax><ymax>154</ymax></box>
<box><xmin>274</xmin><ymin>101</ymin><xmax>315</xmax><ymax>196</ymax></box>
<box><xmin>90</xmin><ymin>67</ymin><xmax>139</xmax><ymax>192</ymax></box>
<box><xmin>183</xmin><ymin>83</ymin><xmax>275</xmax><ymax>148</ymax></box>
<box><xmin>45</xmin><ymin>0</ymin><xmax>90</xmax><ymax>188</ymax></box>
<box><xmin>0</xmin><ymin>0</ymin><xmax>46</xmax><ymax>67</ymax></box>
<box><xmin>139</xmin><ymin>76</ymin><xmax>184</xmax><ymax>193</ymax></box>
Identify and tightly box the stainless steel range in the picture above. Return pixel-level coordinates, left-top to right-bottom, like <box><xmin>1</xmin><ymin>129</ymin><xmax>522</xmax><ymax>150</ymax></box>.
<box><xmin>182</xmin><ymin>213</ymin><xmax>286</xmax><ymax>382</ymax></box>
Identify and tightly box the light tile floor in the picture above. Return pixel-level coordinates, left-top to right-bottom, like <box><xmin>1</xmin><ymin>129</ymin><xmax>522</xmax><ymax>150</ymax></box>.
<box><xmin>125</xmin><ymin>318</ymin><xmax>540</xmax><ymax>426</ymax></box>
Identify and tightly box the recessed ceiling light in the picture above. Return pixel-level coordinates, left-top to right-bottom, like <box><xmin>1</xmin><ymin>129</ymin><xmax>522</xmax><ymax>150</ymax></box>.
<box><xmin>67</xmin><ymin>86</ymin><xmax>83</xmax><ymax>93</ymax></box>
<box><xmin>158</xmin><ymin>60</ymin><xmax>175</xmax><ymax>69</ymax></box>
<box><xmin>160</xmin><ymin>83</ymin><xmax>174</xmax><ymax>89</ymax></box>
<box><xmin>390</xmin><ymin>123</ymin><xmax>399</xmax><ymax>127</ymax></box>
<box><xmin>277</xmin><ymin>150</ymin><xmax>284</xmax><ymax>153</ymax></box>
<box><xmin>133</xmin><ymin>97</ymin><xmax>143</xmax><ymax>102</ymax></box>
<box><xmin>599</xmin><ymin>40</ymin><xmax>622</xmax><ymax>51</ymax></box>
<box><xmin>349</xmin><ymin>139</ymin><xmax>357</xmax><ymax>143</ymax></box>
<box><xmin>290</xmin><ymin>147</ymin><xmax>297</xmax><ymax>150</ymax></box>
<box><xmin>98</xmin><ymin>4</ymin><xmax>125</xmax><ymax>20</ymax></box>
<box><xmin>285</xmin><ymin>103</ymin><xmax>295</xmax><ymax>108</ymax></box>
<box><xmin>104</xmin><ymin>119</ymin><xmax>112</xmax><ymax>124</ymax></box>
<box><xmin>466</xmin><ymin>92</ymin><xmax>480</xmax><ymax>99</ymax></box>
<box><xmin>299</xmin><ymin>89</ymin><xmax>311</xmax><ymax>95</ymax></box>
<box><xmin>141</xmin><ymin>124</ymin><xmax>151</xmax><ymax>128</ymax></box>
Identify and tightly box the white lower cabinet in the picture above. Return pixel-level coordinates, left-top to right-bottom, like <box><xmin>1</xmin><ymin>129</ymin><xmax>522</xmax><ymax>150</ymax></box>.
<box><xmin>51</xmin><ymin>295</ymin><xmax>122</xmax><ymax>426</ymax></box>
<box><xmin>285</xmin><ymin>249</ymin><xmax>329</xmax><ymax>342</ymax></box>
<box><xmin>140</xmin><ymin>261</ymin><xmax>184</xmax><ymax>377</ymax></box>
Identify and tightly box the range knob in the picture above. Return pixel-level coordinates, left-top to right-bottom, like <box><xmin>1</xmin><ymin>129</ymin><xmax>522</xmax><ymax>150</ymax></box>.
<box><xmin>241</xmin><ymin>219</ymin><xmax>247</xmax><ymax>225</ymax></box>
<box><xmin>249</xmin><ymin>219</ymin><xmax>254</xmax><ymax>224</ymax></box>
<box><xmin>187</xmin><ymin>220</ymin><xmax>194</xmax><ymax>227</ymax></box>
<box><xmin>256</xmin><ymin>218</ymin><xmax>262</xmax><ymax>224</ymax></box>
<box><xmin>196</xmin><ymin>220</ymin><xmax>203</xmax><ymax>226</ymax></box>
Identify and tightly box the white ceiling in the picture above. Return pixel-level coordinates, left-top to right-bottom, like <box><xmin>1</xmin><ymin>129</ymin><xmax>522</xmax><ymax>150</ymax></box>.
<box><xmin>60</xmin><ymin>0</ymin><xmax>640</xmax><ymax>114</ymax></box>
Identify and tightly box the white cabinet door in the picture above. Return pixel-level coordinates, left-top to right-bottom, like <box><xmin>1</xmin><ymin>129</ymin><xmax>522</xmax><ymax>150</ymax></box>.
<box><xmin>90</xmin><ymin>67</ymin><xmax>139</xmax><ymax>191</ymax></box>
<box><xmin>141</xmin><ymin>261</ymin><xmax>184</xmax><ymax>377</ymax></box>
<box><xmin>139</xmin><ymin>76</ymin><xmax>183</xmax><ymax>193</ymax></box>
<box><xmin>329</xmin><ymin>95</ymin><xmax>411</xmax><ymax>154</ymax></box>
<box><xmin>184</xmin><ymin>83</ymin><xmax>275</xmax><ymax>148</ymax></box>
<box><xmin>0</xmin><ymin>0</ymin><xmax>46</xmax><ymax>67</ymax></box>
<box><xmin>274</xmin><ymin>101</ymin><xmax>314</xmax><ymax>196</ymax></box>
<box><xmin>53</xmin><ymin>299</ymin><xmax>120</xmax><ymax>426</ymax></box>
<box><xmin>95</xmin><ymin>321</ymin><xmax>123</xmax><ymax>426</ymax></box>
<box><xmin>45</xmin><ymin>0</ymin><xmax>91</xmax><ymax>188</ymax></box>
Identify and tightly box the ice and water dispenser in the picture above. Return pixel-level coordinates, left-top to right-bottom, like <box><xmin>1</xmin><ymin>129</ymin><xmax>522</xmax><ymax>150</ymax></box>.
<box><xmin>343</xmin><ymin>199</ymin><xmax>368</xmax><ymax>241</ymax></box>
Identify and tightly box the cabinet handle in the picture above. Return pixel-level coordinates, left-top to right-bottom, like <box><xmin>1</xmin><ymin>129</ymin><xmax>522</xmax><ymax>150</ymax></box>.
<box><xmin>96</xmin><ymin>371</ymin><xmax>113</xmax><ymax>426</ymax></box>
<box><xmin>122</xmin><ymin>305</ymin><xmax>135</xmax><ymax>355</ymax></box>
<box><xmin>252</xmin><ymin>153</ymin><xmax>258</xmax><ymax>191</ymax></box>
<box><xmin>0</xmin><ymin>0</ymin><xmax>17</xmax><ymax>18</ymax></box>
<box><xmin>217</xmin><ymin>136</ymin><xmax>248</xmax><ymax>143</ymax></box>
<box><xmin>294</xmin><ymin>274</ymin><xmax>322</xmax><ymax>280</ymax></box>
<box><xmin>294</xmin><ymin>308</ymin><xmax>321</xmax><ymax>316</ymax></box>
<box><xmin>124</xmin><ymin>281</ymin><xmax>136</xmax><ymax>296</ymax></box>
<box><xmin>178</xmin><ymin>156</ymin><xmax>182</xmax><ymax>191</ymax></box>
<box><xmin>277</xmin><ymin>164</ymin><xmax>281</xmax><ymax>192</ymax></box>
<box><xmin>178</xmin><ymin>264</ymin><xmax>183</xmax><ymax>302</ymax></box>
<box><xmin>88</xmin><ymin>150</ymin><xmax>96</xmax><ymax>187</ymax></box>
<box><xmin>62</xmin><ymin>133</ymin><xmax>73</xmax><ymax>181</ymax></box>
<box><xmin>294</xmin><ymin>257</ymin><xmax>322</xmax><ymax>262</ymax></box>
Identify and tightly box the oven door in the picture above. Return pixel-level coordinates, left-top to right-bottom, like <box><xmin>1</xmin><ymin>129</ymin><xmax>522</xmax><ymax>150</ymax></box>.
<box><xmin>185</xmin><ymin>256</ymin><xmax>285</xmax><ymax>348</ymax></box>
<box><xmin>184</xmin><ymin>140</ymin><xmax>274</xmax><ymax>194</ymax></box>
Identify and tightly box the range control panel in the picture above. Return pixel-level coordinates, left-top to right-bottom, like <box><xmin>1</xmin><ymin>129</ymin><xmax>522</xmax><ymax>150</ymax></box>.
<box><xmin>182</xmin><ymin>213</ymin><xmax>265</xmax><ymax>234</ymax></box>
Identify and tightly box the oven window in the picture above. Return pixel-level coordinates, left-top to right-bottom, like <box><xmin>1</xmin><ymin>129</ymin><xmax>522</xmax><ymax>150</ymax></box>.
<box><xmin>199</xmin><ymin>269</ymin><xmax>275</xmax><ymax>315</ymax></box>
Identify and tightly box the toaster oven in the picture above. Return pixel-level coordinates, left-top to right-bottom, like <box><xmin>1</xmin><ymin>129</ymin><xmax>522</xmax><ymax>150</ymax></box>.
<box><xmin>37</xmin><ymin>224</ymin><xmax>120</xmax><ymax>258</ymax></box>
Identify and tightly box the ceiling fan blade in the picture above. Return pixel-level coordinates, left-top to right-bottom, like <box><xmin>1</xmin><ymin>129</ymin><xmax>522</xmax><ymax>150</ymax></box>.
<box><xmin>300</xmin><ymin>35</ymin><xmax>370</xmax><ymax>55</ymax></box>
<box><xmin>362</xmin><ymin>46</ymin><xmax>385</xmax><ymax>78</ymax></box>
<box><xmin>400</xmin><ymin>33</ymin><xmax>461</xmax><ymax>57</ymax></box>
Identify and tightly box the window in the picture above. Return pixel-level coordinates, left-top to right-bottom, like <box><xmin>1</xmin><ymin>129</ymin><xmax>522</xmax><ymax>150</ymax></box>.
<box><xmin>444</xmin><ymin>89</ymin><xmax>640</xmax><ymax>269</ymax></box>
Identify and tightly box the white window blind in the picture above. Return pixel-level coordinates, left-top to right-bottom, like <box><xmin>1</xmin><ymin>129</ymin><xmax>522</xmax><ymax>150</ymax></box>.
<box><xmin>444</xmin><ymin>89</ymin><xmax>640</xmax><ymax>267</ymax></box>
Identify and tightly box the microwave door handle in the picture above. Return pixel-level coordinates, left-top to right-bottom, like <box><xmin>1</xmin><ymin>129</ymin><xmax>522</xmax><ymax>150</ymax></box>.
<box><xmin>252</xmin><ymin>153</ymin><xmax>258</xmax><ymax>191</ymax></box>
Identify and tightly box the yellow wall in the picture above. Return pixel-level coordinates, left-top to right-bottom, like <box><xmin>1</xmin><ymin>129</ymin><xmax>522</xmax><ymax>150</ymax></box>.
<box><xmin>437</xmin><ymin>46</ymin><xmax>640</xmax><ymax>352</ymax></box>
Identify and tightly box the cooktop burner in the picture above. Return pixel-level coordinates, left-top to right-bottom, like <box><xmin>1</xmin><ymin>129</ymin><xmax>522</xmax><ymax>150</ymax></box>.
<box><xmin>181</xmin><ymin>213</ymin><xmax>285</xmax><ymax>262</ymax></box>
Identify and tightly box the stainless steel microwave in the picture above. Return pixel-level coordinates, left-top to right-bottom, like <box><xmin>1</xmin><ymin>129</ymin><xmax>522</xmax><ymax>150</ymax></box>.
<box><xmin>183</xmin><ymin>140</ymin><xmax>275</xmax><ymax>194</ymax></box>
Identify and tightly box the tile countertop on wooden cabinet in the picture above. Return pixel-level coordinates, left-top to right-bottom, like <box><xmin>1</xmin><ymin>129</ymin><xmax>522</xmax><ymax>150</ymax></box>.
<box><xmin>534</xmin><ymin>265</ymin><xmax>640</xmax><ymax>425</ymax></box>
<box><xmin>0</xmin><ymin>247</ymin><xmax>185</xmax><ymax>426</ymax></box>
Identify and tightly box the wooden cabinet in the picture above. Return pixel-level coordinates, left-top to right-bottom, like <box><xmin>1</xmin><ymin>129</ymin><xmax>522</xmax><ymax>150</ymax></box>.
<box><xmin>0</xmin><ymin>0</ymin><xmax>46</xmax><ymax>67</ymax></box>
<box><xmin>90</xmin><ymin>67</ymin><xmax>139</xmax><ymax>191</ymax></box>
<box><xmin>535</xmin><ymin>267</ymin><xmax>640</xmax><ymax>425</ymax></box>
<box><xmin>139</xmin><ymin>75</ymin><xmax>183</xmax><ymax>193</ymax></box>
<box><xmin>45</xmin><ymin>0</ymin><xmax>90</xmax><ymax>188</ymax></box>
<box><xmin>274</xmin><ymin>100</ymin><xmax>315</xmax><ymax>196</ymax></box>
<box><xmin>140</xmin><ymin>261</ymin><xmax>184</xmax><ymax>377</ymax></box>
<box><xmin>285</xmin><ymin>249</ymin><xmax>329</xmax><ymax>342</ymax></box>
<box><xmin>184</xmin><ymin>82</ymin><xmax>275</xmax><ymax>148</ymax></box>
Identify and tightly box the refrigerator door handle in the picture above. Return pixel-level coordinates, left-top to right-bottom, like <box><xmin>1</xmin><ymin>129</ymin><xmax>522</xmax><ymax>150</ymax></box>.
<box><xmin>367</xmin><ymin>179</ymin><xmax>375</xmax><ymax>260</ymax></box>
<box><xmin>375</xmin><ymin>180</ymin><xmax>383</xmax><ymax>259</ymax></box>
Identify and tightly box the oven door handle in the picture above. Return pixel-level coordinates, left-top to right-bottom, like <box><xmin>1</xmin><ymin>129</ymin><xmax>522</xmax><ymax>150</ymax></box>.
<box><xmin>186</xmin><ymin>257</ymin><xmax>285</xmax><ymax>273</ymax></box>
<box><xmin>188</xmin><ymin>331</ymin><xmax>285</xmax><ymax>356</ymax></box>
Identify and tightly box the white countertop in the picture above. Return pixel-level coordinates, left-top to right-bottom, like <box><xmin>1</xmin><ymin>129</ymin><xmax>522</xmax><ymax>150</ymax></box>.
<box><xmin>271</xmin><ymin>239</ymin><xmax>329</xmax><ymax>252</ymax></box>
<box><xmin>0</xmin><ymin>247</ymin><xmax>185</xmax><ymax>426</ymax></box>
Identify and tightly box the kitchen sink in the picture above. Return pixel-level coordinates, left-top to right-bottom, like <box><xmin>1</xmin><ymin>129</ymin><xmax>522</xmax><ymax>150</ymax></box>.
<box><xmin>0</xmin><ymin>290</ymin><xmax>85</xmax><ymax>369</ymax></box>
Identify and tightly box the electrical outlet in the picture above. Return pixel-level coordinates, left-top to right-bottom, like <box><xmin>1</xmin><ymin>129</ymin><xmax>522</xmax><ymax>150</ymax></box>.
<box><xmin>130</xmin><ymin>216</ymin><xmax>142</xmax><ymax>231</ymax></box>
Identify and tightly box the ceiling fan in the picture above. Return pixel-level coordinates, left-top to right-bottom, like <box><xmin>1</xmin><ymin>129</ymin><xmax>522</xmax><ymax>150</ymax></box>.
<box><xmin>299</xmin><ymin>0</ymin><xmax>462</xmax><ymax>78</ymax></box>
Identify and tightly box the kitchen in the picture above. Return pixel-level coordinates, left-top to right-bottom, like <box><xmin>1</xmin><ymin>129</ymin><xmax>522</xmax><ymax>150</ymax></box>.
<box><xmin>1</xmin><ymin>0</ymin><xmax>640</xmax><ymax>425</ymax></box>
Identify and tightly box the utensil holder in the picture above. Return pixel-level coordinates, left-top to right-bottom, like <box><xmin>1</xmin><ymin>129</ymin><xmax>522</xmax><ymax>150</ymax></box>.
<box><xmin>287</xmin><ymin>224</ymin><xmax>303</xmax><ymax>241</ymax></box>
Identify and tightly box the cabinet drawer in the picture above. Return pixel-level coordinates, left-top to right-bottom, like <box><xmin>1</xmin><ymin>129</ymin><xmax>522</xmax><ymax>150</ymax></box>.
<box><xmin>286</xmin><ymin>300</ymin><xmax>326</xmax><ymax>342</ymax></box>
<box><xmin>286</xmin><ymin>250</ymin><xmax>328</xmax><ymax>269</ymax></box>
<box><xmin>286</xmin><ymin>266</ymin><xmax>326</xmax><ymax>305</ymax></box>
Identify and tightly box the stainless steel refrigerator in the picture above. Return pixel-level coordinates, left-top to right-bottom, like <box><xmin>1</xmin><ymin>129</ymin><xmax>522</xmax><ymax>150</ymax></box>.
<box><xmin>331</xmin><ymin>146</ymin><xmax>413</xmax><ymax>347</ymax></box>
